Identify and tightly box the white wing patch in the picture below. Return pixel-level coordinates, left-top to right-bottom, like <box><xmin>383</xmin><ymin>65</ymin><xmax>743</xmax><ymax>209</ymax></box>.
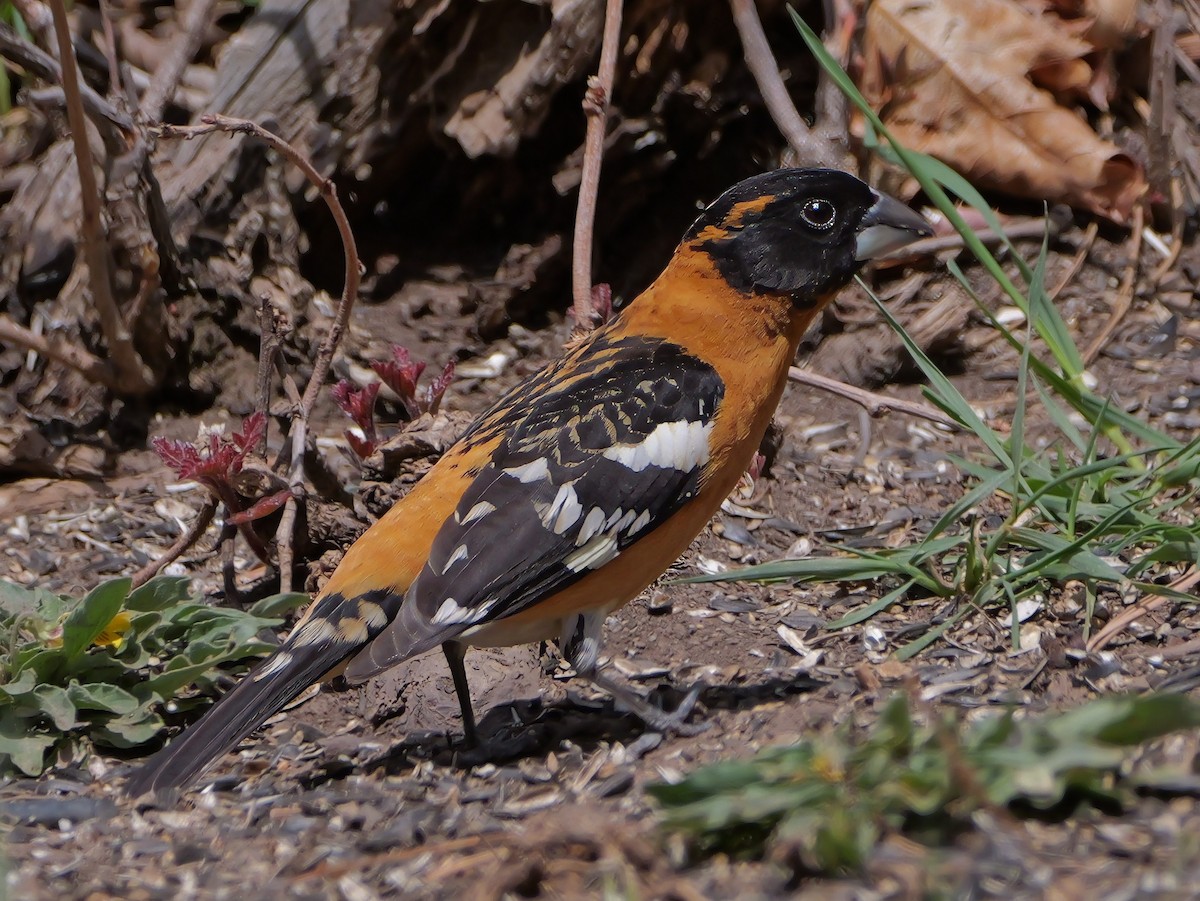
<box><xmin>538</xmin><ymin>483</ymin><xmax>583</xmax><ymax>535</ymax></box>
<box><xmin>440</xmin><ymin>543</ymin><xmax>470</xmax><ymax>575</ymax></box>
<box><xmin>460</xmin><ymin>501</ymin><xmax>495</xmax><ymax>524</ymax></box>
<box><xmin>564</xmin><ymin>532</ymin><xmax>620</xmax><ymax>572</ymax></box>
<box><xmin>576</xmin><ymin>506</ymin><xmax>607</xmax><ymax>546</ymax></box>
<box><xmin>562</xmin><ymin>509</ymin><xmax>644</xmax><ymax>573</ymax></box>
<box><xmin>504</xmin><ymin>457</ymin><xmax>551</xmax><ymax>483</ymax></box>
<box><xmin>432</xmin><ymin>597</ymin><xmax>476</xmax><ymax>625</ymax></box>
<box><xmin>602</xmin><ymin>419</ymin><xmax>713</xmax><ymax>474</ymax></box>
<box><xmin>605</xmin><ymin>508</ymin><xmax>638</xmax><ymax>532</ymax></box>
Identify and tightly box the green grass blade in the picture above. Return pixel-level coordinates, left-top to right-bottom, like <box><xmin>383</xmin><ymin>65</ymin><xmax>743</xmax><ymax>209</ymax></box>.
<box><xmin>895</xmin><ymin>607</ymin><xmax>968</xmax><ymax>661</ymax></box>
<box><xmin>1027</xmin><ymin>227</ymin><xmax>1085</xmax><ymax>378</ymax></box>
<box><xmin>918</xmin><ymin>467</ymin><xmax>1011</xmax><ymax>551</ymax></box>
<box><xmin>861</xmin><ymin>126</ymin><xmax>1032</xmax><ymax>283</ymax></box>
<box><xmin>946</xmin><ymin>258</ymin><xmax>1167</xmax><ymax>448</ymax></box>
<box><xmin>862</xmin><ymin>279</ymin><xmax>1011</xmax><ymax>467</ymax></box>
<box><xmin>826</xmin><ymin>579</ymin><xmax>917</xmax><ymax>629</ymax></box>
<box><xmin>789</xmin><ymin>11</ymin><xmax>1042</xmax><ymax>353</ymax></box>
<box><xmin>1008</xmin><ymin>283</ymin><xmax>1034</xmax><ymax>507</ymax></box>
<box><xmin>1033</xmin><ymin>380</ymin><xmax>1088</xmax><ymax>452</ymax></box>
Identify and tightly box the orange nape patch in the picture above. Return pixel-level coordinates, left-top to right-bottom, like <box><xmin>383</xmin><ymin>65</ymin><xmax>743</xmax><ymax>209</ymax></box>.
<box><xmin>723</xmin><ymin>194</ymin><xmax>776</xmax><ymax>227</ymax></box>
<box><xmin>688</xmin><ymin>195</ymin><xmax>776</xmax><ymax>245</ymax></box>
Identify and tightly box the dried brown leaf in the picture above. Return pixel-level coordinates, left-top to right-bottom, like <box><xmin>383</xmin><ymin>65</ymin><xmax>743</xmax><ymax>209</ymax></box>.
<box><xmin>862</xmin><ymin>0</ymin><xmax>1145</xmax><ymax>222</ymax></box>
<box><xmin>1034</xmin><ymin>0</ymin><xmax>1144</xmax><ymax>48</ymax></box>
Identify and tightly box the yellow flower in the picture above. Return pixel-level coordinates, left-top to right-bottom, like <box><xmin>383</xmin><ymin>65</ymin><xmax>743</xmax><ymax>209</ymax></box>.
<box><xmin>92</xmin><ymin>611</ymin><xmax>133</xmax><ymax>650</ymax></box>
<box><xmin>43</xmin><ymin>611</ymin><xmax>132</xmax><ymax>651</ymax></box>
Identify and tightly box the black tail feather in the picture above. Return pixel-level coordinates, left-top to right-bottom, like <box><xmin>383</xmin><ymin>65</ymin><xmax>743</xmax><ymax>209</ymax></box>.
<box><xmin>124</xmin><ymin>646</ymin><xmax>346</xmax><ymax>797</ymax></box>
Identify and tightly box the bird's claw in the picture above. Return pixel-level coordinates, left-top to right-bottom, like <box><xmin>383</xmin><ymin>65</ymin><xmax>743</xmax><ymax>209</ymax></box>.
<box><xmin>639</xmin><ymin>684</ymin><xmax>709</xmax><ymax>736</ymax></box>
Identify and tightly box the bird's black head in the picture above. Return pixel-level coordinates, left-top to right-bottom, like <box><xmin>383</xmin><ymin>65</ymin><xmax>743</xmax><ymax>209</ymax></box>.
<box><xmin>684</xmin><ymin>168</ymin><xmax>932</xmax><ymax>302</ymax></box>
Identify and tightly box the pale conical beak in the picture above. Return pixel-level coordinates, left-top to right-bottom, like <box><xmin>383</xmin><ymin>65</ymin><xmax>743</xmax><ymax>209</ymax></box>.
<box><xmin>854</xmin><ymin>190</ymin><xmax>933</xmax><ymax>260</ymax></box>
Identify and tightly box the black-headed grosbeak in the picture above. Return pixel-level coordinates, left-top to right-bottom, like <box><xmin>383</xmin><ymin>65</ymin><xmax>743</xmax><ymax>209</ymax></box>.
<box><xmin>126</xmin><ymin>168</ymin><xmax>930</xmax><ymax>795</ymax></box>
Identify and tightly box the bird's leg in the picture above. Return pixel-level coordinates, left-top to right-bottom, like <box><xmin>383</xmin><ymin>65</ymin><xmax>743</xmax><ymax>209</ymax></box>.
<box><xmin>562</xmin><ymin>613</ymin><xmax>707</xmax><ymax>735</ymax></box>
<box><xmin>441</xmin><ymin>640</ymin><xmax>478</xmax><ymax>746</ymax></box>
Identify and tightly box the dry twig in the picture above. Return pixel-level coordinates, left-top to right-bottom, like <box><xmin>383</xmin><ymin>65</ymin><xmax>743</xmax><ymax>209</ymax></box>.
<box><xmin>46</xmin><ymin>0</ymin><xmax>153</xmax><ymax>394</ymax></box>
<box><xmin>786</xmin><ymin>366</ymin><xmax>958</xmax><ymax>430</ymax></box>
<box><xmin>814</xmin><ymin>0</ymin><xmax>854</xmax><ymax>144</ymax></box>
<box><xmin>0</xmin><ymin>21</ymin><xmax>133</xmax><ymax>144</ymax></box>
<box><xmin>730</xmin><ymin>0</ymin><xmax>840</xmax><ymax>166</ymax></box>
<box><xmin>139</xmin><ymin>0</ymin><xmax>217</xmax><ymax>123</ymax></box>
<box><xmin>96</xmin><ymin>0</ymin><xmax>123</xmax><ymax>101</ymax></box>
<box><xmin>1048</xmin><ymin>221</ymin><xmax>1098</xmax><ymax>302</ymax></box>
<box><xmin>0</xmin><ymin>8</ymin><xmax>197</xmax><ymax>383</ymax></box>
<box><xmin>1147</xmin><ymin>0</ymin><xmax>1177</xmax><ymax>228</ymax></box>
<box><xmin>0</xmin><ymin>316</ymin><xmax>119</xmax><ymax>389</ymax></box>
<box><xmin>889</xmin><ymin>209</ymin><xmax>1072</xmax><ymax>261</ymax></box>
<box><xmin>10</xmin><ymin>0</ymin><xmax>52</xmax><ymax>47</ymax></box>
<box><xmin>1150</xmin><ymin>178</ymin><xmax>1186</xmax><ymax>285</ymax></box>
<box><xmin>570</xmin><ymin>0</ymin><xmax>623</xmax><ymax>339</ymax></box>
<box><xmin>156</xmin><ymin>114</ymin><xmax>362</xmax><ymax>592</ymax></box>
<box><xmin>1087</xmin><ymin>566</ymin><xmax>1200</xmax><ymax>653</ymax></box>
<box><xmin>130</xmin><ymin>497</ymin><xmax>218</xmax><ymax>589</ymax></box>
<box><xmin>255</xmin><ymin>296</ymin><xmax>283</xmax><ymax>454</ymax></box>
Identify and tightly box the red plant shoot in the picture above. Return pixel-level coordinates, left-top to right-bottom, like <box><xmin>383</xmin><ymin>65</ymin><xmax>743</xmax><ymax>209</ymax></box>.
<box><xmin>333</xmin><ymin>346</ymin><xmax>456</xmax><ymax>464</ymax></box>
<box><xmin>152</xmin><ymin>412</ymin><xmax>271</xmax><ymax>561</ymax></box>
<box><xmin>332</xmin><ymin>379</ymin><xmax>381</xmax><ymax>459</ymax></box>
<box><xmin>423</xmin><ymin>360</ymin><xmax>455</xmax><ymax>415</ymax></box>
<box><xmin>372</xmin><ymin>345</ymin><xmax>455</xmax><ymax>420</ymax></box>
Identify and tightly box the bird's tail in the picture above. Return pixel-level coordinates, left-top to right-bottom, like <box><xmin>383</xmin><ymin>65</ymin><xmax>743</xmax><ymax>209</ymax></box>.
<box><xmin>123</xmin><ymin>644</ymin><xmax>342</xmax><ymax>797</ymax></box>
<box><xmin>124</xmin><ymin>591</ymin><xmax>390</xmax><ymax>797</ymax></box>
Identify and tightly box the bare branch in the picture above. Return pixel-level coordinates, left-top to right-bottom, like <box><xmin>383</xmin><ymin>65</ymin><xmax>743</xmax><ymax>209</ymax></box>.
<box><xmin>0</xmin><ymin>20</ymin><xmax>132</xmax><ymax>148</ymax></box>
<box><xmin>0</xmin><ymin>314</ymin><xmax>119</xmax><ymax>389</ymax></box>
<box><xmin>787</xmin><ymin>366</ymin><xmax>958</xmax><ymax>430</ymax></box>
<box><xmin>885</xmin><ymin>208</ymin><xmax>1072</xmax><ymax>260</ymax></box>
<box><xmin>1147</xmin><ymin>0</ymin><xmax>1178</xmax><ymax>229</ymax></box>
<box><xmin>255</xmin><ymin>295</ymin><xmax>282</xmax><ymax>455</ymax></box>
<box><xmin>46</xmin><ymin>0</ymin><xmax>153</xmax><ymax>395</ymax></box>
<box><xmin>570</xmin><ymin>0</ymin><xmax>623</xmax><ymax>339</ymax></box>
<box><xmin>96</xmin><ymin>0</ymin><xmax>123</xmax><ymax>101</ymax></box>
<box><xmin>730</xmin><ymin>0</ymin><xmax>839</xmax><ymax>167</ymax></box>
<box><xmin>156</xmin><ymin>114</ymin><xmax>362</xmax><ymax>592</ymax></box>
<box><xmin>1048</xmin><ymin>221</ymin><xmax>1098</xmax><ymax>302</ymax></box>
<box><xmin>130</xmin><ymin>497</ymin><xmax>218</xmax><ymax>589</ymax></box>
<box><xmin>140</xmin><ymin>0</ymin><xmax>218</xmax><ymax>123</ymax></box>
<box><xmin>10</xmin><ymin>1</ymin><xmax>52</xmax><ymax>47</ymax></box>
<box><xmin>814</xmin><ymin>0</ymin><xmax>855</xmax><ymax>142</ymax></box>
<box><xmin>1087</xmin><ymin>565</ymin><xmax>1200</xmax><ymax>653</ymax></box>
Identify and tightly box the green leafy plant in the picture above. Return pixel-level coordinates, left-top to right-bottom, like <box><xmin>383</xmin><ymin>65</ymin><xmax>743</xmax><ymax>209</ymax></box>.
<box><xmin>0</xmin><ymin>575</ymin><xmax>305</xmax><ymax>776</ymax></box>
<box><xmin>650</xmin><ymin>693</ymin><xmax>1200</xmax><ymax>873</ymax></box>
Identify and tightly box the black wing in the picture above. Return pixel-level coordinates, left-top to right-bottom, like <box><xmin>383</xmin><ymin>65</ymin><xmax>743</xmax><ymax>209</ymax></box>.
<box><xmin>344</xmin><ymin>336</ymin><xmax>724</xmax><ymax>681</ymax></box>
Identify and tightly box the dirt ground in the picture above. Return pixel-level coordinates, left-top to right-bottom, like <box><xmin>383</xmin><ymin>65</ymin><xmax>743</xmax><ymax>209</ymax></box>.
<box><xmin>4</xmin><ymin>221</ymin><xmax>1200</xmax><ymax>900</ymax></box>
<box><xmin>4</xmin><ymin>0</ymin><xmax>1200</xmax><ymax>895</ymax></box>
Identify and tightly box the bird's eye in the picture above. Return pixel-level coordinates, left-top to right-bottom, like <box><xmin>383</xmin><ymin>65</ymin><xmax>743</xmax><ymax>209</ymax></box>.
<box><xmin>800</xmin><ymin>198</ymin><xmax>836</xmax><ymax>230</ymax></box>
